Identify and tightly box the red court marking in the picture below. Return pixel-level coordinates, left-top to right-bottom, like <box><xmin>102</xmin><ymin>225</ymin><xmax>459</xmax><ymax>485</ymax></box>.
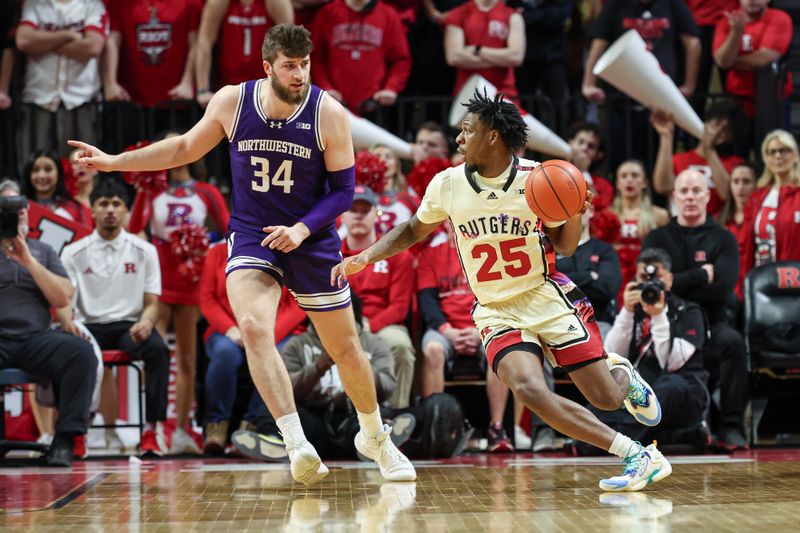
<box><xmin>0</xmin><ymin>471</ymin><xmax>95</xmax><ymax>512</ymax></box>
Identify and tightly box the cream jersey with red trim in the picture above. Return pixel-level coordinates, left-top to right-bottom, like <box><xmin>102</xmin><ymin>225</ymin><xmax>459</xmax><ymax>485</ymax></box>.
<box><xmin>416</xmin><ymin>157</ymin><xmax>564</xmax><ymax>305</ymax></box>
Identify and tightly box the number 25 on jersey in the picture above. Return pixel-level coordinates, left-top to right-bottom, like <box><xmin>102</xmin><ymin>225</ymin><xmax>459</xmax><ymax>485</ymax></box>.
<box><xmin>251</xmin><ymin>156</ymin><xmax>294</xmax><ymax>194</ymax></box>
<box><xmin>472</xmin><ymin>237</ymin><xmax>532</xmax><ymax>282</ymax></box>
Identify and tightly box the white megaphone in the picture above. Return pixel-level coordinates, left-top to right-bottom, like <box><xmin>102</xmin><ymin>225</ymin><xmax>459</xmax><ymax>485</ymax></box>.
<box><xmin>347</xmin><ymin>111</ymin><xmax>413</xmax><ymax>160</ymax></box>
<box><xmin>448</xmin><ymin>75</ymin><xmax>572</xmax><ymax>159</ymax></box>
<box><xmin>593</xmin><ymin>29</ymin><xmax>704</xmax><ymax>139</ymax></box>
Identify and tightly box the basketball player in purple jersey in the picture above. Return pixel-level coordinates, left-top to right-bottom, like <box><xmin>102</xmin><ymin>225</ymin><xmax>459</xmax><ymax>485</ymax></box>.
<box><xmin>69</xmin><ymin>24</ymin><xmax>415</xmax><ymax>486</ymax></box>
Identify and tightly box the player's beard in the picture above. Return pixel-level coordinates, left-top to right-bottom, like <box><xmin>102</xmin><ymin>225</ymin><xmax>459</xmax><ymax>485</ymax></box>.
<box><xmin>272</xmin><ymin>76</ymin><xmax>309</xmax><ymax>105</ymax></box>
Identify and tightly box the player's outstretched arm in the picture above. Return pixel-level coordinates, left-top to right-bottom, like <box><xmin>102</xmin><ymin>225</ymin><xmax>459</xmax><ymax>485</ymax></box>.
<box><xmin>331</xmin><ymin>215</ymin><xmax>440</xmax><ymax>287</ymax></box>
<box><xmin>69</xmin><ymin>85</ymin><xmax>236</xmax><ymax>172</ymax></box>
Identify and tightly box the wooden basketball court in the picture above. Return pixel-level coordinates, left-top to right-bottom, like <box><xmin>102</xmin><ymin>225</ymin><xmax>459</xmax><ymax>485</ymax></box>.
<box><xmin>1</xmin><ymin>450</ymin><xmax>798</xmax><ymax>530</ymax></box>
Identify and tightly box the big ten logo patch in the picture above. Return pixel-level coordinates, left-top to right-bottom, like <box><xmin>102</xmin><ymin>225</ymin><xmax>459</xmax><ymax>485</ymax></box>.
<box><xmin>166</xmin><ymin>203</ymin><xmax>193</xmax><ymax>227</ymax></box>
<box><xmin>373</xmin><ymin>260</ymin><xmax>389</xmax><ymax>274</ymax></box>
<box><xmin>776</xmin><ymin>266</ymin><xmax>800</xmax><ymax>289</ymax></box>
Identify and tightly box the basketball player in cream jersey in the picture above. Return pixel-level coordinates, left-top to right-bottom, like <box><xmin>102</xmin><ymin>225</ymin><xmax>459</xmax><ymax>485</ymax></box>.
<box><xmin>333</xmin><ymin>91</ymin><xmax>672</xmax><ymax>492</ymax></box>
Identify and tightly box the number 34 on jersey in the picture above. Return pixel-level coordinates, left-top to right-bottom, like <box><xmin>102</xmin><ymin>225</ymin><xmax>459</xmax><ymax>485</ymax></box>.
<box><xmin>250</xmin><ymin>156</ymin><xmax>294</xmax><ymax>194</ymax></box>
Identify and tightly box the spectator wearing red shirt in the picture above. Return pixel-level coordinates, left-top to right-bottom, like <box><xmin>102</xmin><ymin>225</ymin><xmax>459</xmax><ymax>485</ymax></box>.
<box><xmin>713</xmin><ymin>0</ymin><xmax>793</xmax><ymax>118</ymax></box>
<box><xmin>417</xmin><ymin>222</ymin><xmax>512</xmax><ymax>452</ymax></box>
<box><xmin>565</xmin><ymin>121</ymin><xmax>614</xmax><ymax>209</ymax></box>
<box><xmin>412</xmin><ymin>121</ymin><xmax>450</xmax><ymax>164</ymax></box>
<box><xmin>200</xmin><ymin>243</ymin><xmax>304</xmax><ymax>453</ymax></box>
<box><xmin>194</xmin><ymin>0</ymin><xmax>294</xmax><ymax>108</ymax></box>
<box><xmin>651</xmin><ymin>100</ymin><xmax>745</xmax><ymax>217</ymax></box>
<box><xmin>739</xmin><ymin>130</ymin><xmax>800</xmax><ymax>282</ymax></box>
<box><xmin>311</xmin><ymin>0</ymin><xmax>412</xmax><ymax>115</ymax></box>
<box><xmin>719</xmin><ymin>162</ymin><xmax>757</xmax><ymax>248</ymax></box>
<box><xmin>104</xmin><ymin>0</ymin><xmax>201</xmax><ymax>108</ymax></box>
<box><xmin>685</xmin><ymin>0</ymin><xmax>738</xmax><ymax>103</ymax></box>
<box><xmin>340</xmin><ymin>185</ymin><xmax>415</xmax><ymax>408</ymax></box>
<box><xmin>443</xmin><ymin>0</ymin><xmax>525</xmax><ymax>99</ymax></box>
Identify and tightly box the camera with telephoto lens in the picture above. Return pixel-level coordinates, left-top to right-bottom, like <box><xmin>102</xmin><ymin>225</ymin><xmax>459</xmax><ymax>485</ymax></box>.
<box><xmin>0</xmin><ymin>195</ymin><xmax>28</xmax><ymax>239</ymax></box>
<box><xmin>637</xmin><ymin>263</ymin><xmax>665</xmax><ymax>305</ymax></box>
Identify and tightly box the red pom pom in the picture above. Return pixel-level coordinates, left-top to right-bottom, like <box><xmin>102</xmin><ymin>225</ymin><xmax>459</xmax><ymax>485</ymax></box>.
<box><xmin>122</xmin><ymin>141</ymin><xmax>169</xmax><ymax>196</ymax></box>
<box><xmin>406</xmin><ymin>157</ymin><xmax>451</xmax><ymax>197</ymax></box>
<box><xmin>589</xmin><ymin>207</ymin><xmax>621</xmax><ymax>244</ymax></box>
<box><xmin>169</xmin><ymin>224</ymin><xmax>210</xmax><ymax>283</ymax></box>
<box><xmin>354</xmin><ymin>150</ymin><xmax>388</xmax><ymax>193</ymax></box>
<box><xmin>62</xmin><ymin>157</ymin><xmax>78</xmax><ymax>198</ymax></box>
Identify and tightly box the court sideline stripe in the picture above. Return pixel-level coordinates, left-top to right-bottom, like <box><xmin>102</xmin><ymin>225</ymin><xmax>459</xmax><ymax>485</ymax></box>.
<box><xmin>48</xmin><ymin>473</ymin><xmax>111</xmax><ymax>510</ymax></box>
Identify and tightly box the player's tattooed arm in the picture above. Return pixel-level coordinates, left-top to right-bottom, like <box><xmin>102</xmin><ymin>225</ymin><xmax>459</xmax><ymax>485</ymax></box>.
<box><xmin>330</xmin><ymin>215</ymin><xmax>439</xmax><ymax>287</ymax></box>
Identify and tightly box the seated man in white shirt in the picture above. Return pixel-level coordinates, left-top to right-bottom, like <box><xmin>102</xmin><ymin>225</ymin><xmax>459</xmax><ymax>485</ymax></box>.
<box><xmin>61</xmin><ymin>178</ymin><xmax>170</xmax><ymax>456</ymax></box>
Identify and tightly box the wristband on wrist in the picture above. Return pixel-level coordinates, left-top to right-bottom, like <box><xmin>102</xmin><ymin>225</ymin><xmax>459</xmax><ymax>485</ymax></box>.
<box><xmin>197</xmin><ymin>88</ymin><xmax>211</xmax><ymax>96</ymax></box>
<box><xmin>473</xmin><ymin>46</ymin><xmax>482</xmax><ymax>57</ymax></box>
<box><xmin>437</xmin><ymin>322</ymin><xmax>452</xmax><ymax>333</ymax></box>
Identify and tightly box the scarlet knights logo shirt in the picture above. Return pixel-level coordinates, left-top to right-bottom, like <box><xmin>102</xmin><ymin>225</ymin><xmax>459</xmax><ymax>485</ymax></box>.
<box><xmin>136</xmin><ymin>6</ymin><xmax>173</xmax><ymax>65</ymax></box>
<box><xmin>109</xmin><ymin>0</ymin><xmax>202</xmax><ymax>107</ymax></box>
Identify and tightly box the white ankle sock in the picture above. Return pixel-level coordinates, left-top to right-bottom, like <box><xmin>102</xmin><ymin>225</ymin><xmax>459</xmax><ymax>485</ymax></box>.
<box><xmin>608</xmin><ymin>432</ymin><xmax>641</xmax><ymax>459</ymax></box>
<box><xmin>357</xmin><ymin>408</ymin><xmax>383</xmax><ymax>439</ymax></box>
<box><xmin>276</xmin><ymin>412</ymin><xmax>306</xmax><ymax>448</ymax></box>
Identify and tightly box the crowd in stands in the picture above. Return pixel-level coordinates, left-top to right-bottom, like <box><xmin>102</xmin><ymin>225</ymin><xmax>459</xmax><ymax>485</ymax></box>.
<box><xmin>1</xmin><ymin>0</ymin><xmax>799</xmax><ymax>465</ymax></box>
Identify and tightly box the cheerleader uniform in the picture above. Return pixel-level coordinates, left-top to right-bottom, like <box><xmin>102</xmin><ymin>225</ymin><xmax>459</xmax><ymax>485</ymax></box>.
<box><xmin>130</xmin><ymin>180</ymin><xmax>229</xmax><ymax>305</ymax></box>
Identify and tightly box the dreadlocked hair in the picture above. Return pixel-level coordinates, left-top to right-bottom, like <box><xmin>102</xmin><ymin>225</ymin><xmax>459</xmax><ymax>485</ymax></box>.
<box><xmin>463</xmin><ymin>89</ymin><xmax>528</xmax><ymax>153</ymax></box>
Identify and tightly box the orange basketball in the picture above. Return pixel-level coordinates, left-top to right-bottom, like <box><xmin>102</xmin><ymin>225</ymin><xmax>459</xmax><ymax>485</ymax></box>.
<box><xmin>524</xmin><ymin>160</ymin><xmax>587</xmax><ymax>223</ymax></box>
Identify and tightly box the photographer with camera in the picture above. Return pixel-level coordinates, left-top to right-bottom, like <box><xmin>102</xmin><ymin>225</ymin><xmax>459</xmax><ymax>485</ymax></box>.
<box><xmin>576</xmin><ymin>248</ymin><xmax>710</xmax><ymax>454</ymax></box>
<box><xmin>643</xmin><ymin>169</ymin><xmax>748</xmax><ymax>450</ymax></box>
<box><xmin>0</xmin><ymin>179</ymin><xmax>97</xmax><ymax>467</ymax></box>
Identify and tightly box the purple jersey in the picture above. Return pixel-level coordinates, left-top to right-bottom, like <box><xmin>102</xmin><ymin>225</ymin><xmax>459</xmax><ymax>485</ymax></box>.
<box><xmin>228</xmin><ymin>79</ymin><xmax>327</xmax><ymax>234</ymax></box>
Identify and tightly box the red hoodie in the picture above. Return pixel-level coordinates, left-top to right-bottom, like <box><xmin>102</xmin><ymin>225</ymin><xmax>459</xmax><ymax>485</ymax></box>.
<box><xmin>311</xmin><ymin>0</ymin><xmax>411</xmax><ymax>112</ymax></box>
<box><xmin>342</xmin><ymin>239</ymin><xmax>413</xmax><ymax>332</ymax></box>
<box><xmin>739</xmin><ymin>185</ymin><xmax>800</xmax><ymax>290</ymax></box>
<box><xmin>199</xmin><ymin>244</ymin><xmax>306</xmax><ymax>342</ymax></box>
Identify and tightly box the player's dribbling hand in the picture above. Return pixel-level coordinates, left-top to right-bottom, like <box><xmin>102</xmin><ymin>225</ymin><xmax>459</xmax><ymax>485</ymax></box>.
<box><xmin>330</xmin><ymin>255</ymin><xmax>369</xmax><ymax>288</ymax></box>
<box><xmin>67</xmin><ymin>140</ymin><xmax>115</xmax><ymax>171</ymax></box>
<box><xmin>577</xmin><ymin>189</ymin><xmax>594</xmax><ymax>216</ymax></box>
<box><xmin>261</xmin><ymin>223</ymin><xmax>310</xmax><ymax>253</ymax></box>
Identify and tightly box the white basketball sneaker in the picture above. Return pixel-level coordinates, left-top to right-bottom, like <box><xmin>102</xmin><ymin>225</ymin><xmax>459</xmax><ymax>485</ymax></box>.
<box><xmin>607</xmin><ymin>352</ymin><xmax>662</xmax><ymax>426</ymax></box>
<box><xmin>599</xmin><ymin>442</ymin><xmax>672</xmax><ymax>492</ymax></box>
<box><xmin>286</xmin><ymin>441</ymin><xmax>329</xmax><ymax>486</ymax></box>
<box><xmin>355</xmin><ymin>425</ymin><xmax>417</xmax><ymax>482</ymax></box>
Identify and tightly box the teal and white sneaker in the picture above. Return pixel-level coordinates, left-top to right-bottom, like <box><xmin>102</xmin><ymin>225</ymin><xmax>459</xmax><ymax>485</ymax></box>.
<box><xmin>607</xmin><ymin>353</ymin><xmax>662</xmax><ymax>426</ymax></box>
<box><xmin>599</xmin><ymin>442</ymin><xmax>672</xmax><ymax>492</ymax></box>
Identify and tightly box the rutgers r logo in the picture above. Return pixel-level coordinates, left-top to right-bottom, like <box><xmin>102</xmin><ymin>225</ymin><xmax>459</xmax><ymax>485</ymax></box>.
<box><xmin>776</xmin><ymin>266</ymin><xmax>800</xmax><ymax>289</ymax></box>
<box><xmin>694</xmin><ymin>250</ymin><xmax>707</xmax><ymax>262</ymax></box>
<box><xmin>124</xmin><ymin>263</ymin><xmax>137</xmax><ymax>274</ymax></box>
